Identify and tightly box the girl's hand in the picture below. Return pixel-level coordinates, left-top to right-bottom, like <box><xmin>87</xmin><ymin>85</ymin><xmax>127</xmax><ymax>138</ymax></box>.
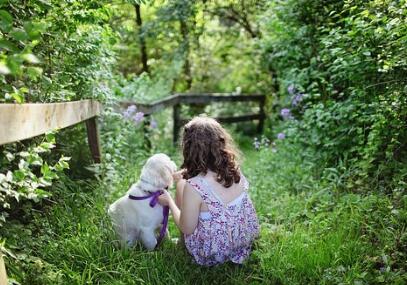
<box><xmin>158</xmin><ymin>191</ymin><xmax>173</xmax><ymax>206</ymax></box>
<box><xmin>172</xmin><ymin>170</ymin><xmax>184</xmax><ymax>183</ymax></box>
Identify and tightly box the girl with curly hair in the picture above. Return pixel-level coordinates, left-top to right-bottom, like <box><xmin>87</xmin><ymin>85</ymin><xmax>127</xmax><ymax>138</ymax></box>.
<box><xmin>158</xmin><ymin>116</ymin><xmax>259</xmax><ymax>266</ymax></box>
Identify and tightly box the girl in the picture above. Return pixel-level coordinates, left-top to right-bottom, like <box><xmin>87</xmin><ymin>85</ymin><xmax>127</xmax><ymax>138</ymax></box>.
<box><xmin>158</xmin><ymin>116</ymin><xmax>259</xmax><ymax>266</ymax></box>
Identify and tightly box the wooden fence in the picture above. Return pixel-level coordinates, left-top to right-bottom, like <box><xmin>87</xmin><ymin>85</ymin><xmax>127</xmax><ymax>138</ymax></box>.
<box><xmin>0</xmin><ymin>100</ymin><xmax>102</xmax><ymax>162</ymax></box>
<box><xmin>0</xmin><ymin>100</ymin><xmax>103</xmax><ymax>283</ymax></box>
<box><xmin>120</xmin><ymin>93</ymin><xmax>266</xmax><ymax>143</ymax></box>
<box><xmin>0</xmin><ymin>254</ymin><xmax>6</xmax><ymax>285</ymax></box>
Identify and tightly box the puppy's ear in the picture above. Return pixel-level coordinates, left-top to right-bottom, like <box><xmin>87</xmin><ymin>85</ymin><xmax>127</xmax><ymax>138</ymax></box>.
<box><xmin>156</xmin><ymin>163</ymin><xmax>174</xmax><ymax>188</ymax></box>
<box><xmin>169</xmin><ymin>160</ymin><xmax>177</xmax><ymax>173</ymax></box>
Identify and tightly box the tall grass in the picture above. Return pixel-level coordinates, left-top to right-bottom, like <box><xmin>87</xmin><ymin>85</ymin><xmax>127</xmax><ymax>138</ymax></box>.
<box><xmin>1</xmin><ymin>140</ymin><xmax>405</xmax><ymax>284</ymax></box>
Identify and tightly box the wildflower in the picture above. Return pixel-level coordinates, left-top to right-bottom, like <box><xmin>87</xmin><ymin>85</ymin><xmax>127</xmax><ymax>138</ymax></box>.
<box><xmin>253</xmin><ymin>141</ymin><xmax>261</xmax><ymax>150</ymax></box>
<box><xmin>262</xmin><ymin>137</ymin><xmax>270</xmax><ymax>147</ymax></box>
<box><xmin>133</xmin><ymin>112</ymin><xmax>144</xmax><ymax>123</ymax></box>
<box><xmin>277</xmin><ymin>132</ymin><xmax>285</xmax><ymax>140</ymax></box>
<box><xmin>287</xmin><ymin>84</ymin><xmax>295</xmax><ymax>95</ymax></box>
<box><xmin>292</xmin><ymin>93</ymin><xmax>304</xmax><ymax>106</ymax></box>
<box><xmin>123</xmin><ymin>105</ymin><xmax>137</xmax><ymax>119</ymax></box>
<box><xmin>280</xmin><ymin>108</ymin><xmax>291</xmax><ymax>119</ymax></box>
<box><xmin>253</xmin><ymin>137</ymin><xmax>260</xmax><ymax>150</ymax></box>
<box><xmin>127</xmin><ymin>105</ymin><xmax>137</xmax><ymax>113</ymax></box>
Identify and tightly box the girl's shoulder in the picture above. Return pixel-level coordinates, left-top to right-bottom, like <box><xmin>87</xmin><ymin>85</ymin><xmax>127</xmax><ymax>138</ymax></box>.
<box><xmin>186</xmin><ymin>173</ymin><xmax>204</xmax><ymax>185</ymax></box>
<box><xmin>185</xmin><ymin>173</ymin><xmax>207</xmax><ymax>194</ymax></box>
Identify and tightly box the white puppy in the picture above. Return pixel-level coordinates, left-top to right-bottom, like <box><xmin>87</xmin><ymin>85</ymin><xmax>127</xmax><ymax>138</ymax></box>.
<box><xmin>108</xmin><ymin>153</ymin><xmax>177</xmax><ymax>250</ymax></box>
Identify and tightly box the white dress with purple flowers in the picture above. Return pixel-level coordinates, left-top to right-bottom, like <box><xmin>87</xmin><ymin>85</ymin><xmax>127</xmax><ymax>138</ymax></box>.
<box><xmin>184</xmin><ymin>173</ymin><xmax>260</xmax><ymax>266</ymax></box>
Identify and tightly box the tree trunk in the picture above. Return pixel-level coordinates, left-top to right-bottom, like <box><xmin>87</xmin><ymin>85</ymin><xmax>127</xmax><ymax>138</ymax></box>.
<box><xmin>134</xmin><ymin>4</ymin><xmax>149</xmax><ymax>74</ymax></box>
<box><xmin>180</xmin><ymin>19</ymin><xmax>192</xmax><ymax>90</ymax></box>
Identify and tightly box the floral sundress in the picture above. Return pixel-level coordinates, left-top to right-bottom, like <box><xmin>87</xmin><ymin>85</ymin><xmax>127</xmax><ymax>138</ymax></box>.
<box><xmin>184</xmin><ymin>173</ymin><xmax>259</xmax><ymax>266</ymax></box>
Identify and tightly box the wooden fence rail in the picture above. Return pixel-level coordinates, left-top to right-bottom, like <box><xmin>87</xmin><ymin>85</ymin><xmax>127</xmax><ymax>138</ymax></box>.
<box><xmin>0</xmin><ymin>100</ymin><xmax>102</xmax><ymax>163</ymax></box>
<box><xmin>120</xmin><ymin>93</ymin><xmax>266</xmax><ymax>143</ymax></box>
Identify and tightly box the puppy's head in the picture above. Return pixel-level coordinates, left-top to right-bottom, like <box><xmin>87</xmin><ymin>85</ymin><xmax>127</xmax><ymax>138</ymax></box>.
<box><xmin>139</xmin><ymin>153</ymin><xmax>177</xmax><ymax>192</ymax></box>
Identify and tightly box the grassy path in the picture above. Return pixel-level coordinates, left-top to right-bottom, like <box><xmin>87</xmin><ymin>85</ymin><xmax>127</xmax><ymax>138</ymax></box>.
<box><xmin>2</xmin><ymin>143</ymin><xmax>405</xmax><ymax>284</ymax></box>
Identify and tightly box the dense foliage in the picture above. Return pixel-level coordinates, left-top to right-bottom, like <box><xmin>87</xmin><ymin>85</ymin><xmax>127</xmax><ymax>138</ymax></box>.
<box><xmin>0</xmin><ymin>0</ymin><xmax>406</xmax><ymax>284</ymax></box>
<box><xmin>262</xmin><ymin>0</ymin><xmax>407</xmax><ymax>190</ymax></box>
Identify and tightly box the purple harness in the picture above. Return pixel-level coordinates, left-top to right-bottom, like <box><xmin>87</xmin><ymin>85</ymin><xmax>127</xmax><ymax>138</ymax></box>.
<box><xmin>128</xmin><ymin>190</ymin><xmax>169</xmax><ymax>248</ymax></box>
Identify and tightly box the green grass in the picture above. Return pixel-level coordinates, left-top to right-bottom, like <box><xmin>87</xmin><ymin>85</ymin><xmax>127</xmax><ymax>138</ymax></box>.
<box><xmin>1</xmin><ymin>141</ymin><xmax>406</xmax><ymax>284</ymax></box>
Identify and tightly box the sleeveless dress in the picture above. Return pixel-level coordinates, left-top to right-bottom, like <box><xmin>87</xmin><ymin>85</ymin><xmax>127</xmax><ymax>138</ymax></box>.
<box><xmin>184</xmin><ymin>173</ymin><xmax>260</xmax><ymax>266</ymax></box>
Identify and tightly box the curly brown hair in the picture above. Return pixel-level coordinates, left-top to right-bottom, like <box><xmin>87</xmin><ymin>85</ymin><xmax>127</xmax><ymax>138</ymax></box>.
<box><xmin>180</xmin><ymin>116</ymin><xmax>241</xmax><ymax>188</ymax></box>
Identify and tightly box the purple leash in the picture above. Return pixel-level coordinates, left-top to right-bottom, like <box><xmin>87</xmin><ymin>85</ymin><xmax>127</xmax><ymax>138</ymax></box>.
<box><xmin>128</xmin><ymin>190</ymin><xmax>169</xmax><ymax>248</ymax></box>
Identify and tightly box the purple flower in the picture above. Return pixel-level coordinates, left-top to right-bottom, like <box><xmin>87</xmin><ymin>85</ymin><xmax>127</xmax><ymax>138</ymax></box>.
<box><xmin>280</xmin><ymin>108</ymin><xmax>291</xmax><ymax>119</ymax></box>
<box><xmin>277</xmin><ymin>133</ymin><xmax>286</xmax><ymax>140</ymax></box>
<box><xmin>133</xmin><ymin>112</ymin><xmax>144</xmax><ymax>123</ymax></box>
<box><xmin>287</xmin><ymin>84</ymin><xmax>295</xmax><ymax>95</ymax></box>
<box><xmin>292</xmin><ymin>93</ymin><xmax>304</xmax><ymax>106</ymax></box>
<box><xmin>123</xmin><ymin>105</ymin><xmax>137</xmax><ymax>119</ymax></box>
<box><xmin>150</xmin><ymin>119</ymin><xmax>158</xmax><ymax>129</ymax></box>
<box><xmin>127</xmin><ymin>105</ymin><xmax>137</xmax><ymax>113</ymax></box>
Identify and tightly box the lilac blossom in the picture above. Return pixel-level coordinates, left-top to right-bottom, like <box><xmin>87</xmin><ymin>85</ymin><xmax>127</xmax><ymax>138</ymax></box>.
<box><xmin>123</xmin><ymin>105</ymin><xmax>137</xmax><ymax>119</ymax></box>
<box><xmin>277</xmin><ymin>132</ymin><xmax>286</xmax><ymax>140</ymax></box>
<box><xmin>133</xmin><ymin>112</ymin><xmax>144</xmax><ymax>123</ymax></box>
<box><xmin>280</xmin><ymin>108</ymin><xmax>292</xmax><ymax>119</ymax></box>
<box><xmin>292</xmin><ymin>93</ymin><xmax>304</xmax><ymax>106</ymax></box>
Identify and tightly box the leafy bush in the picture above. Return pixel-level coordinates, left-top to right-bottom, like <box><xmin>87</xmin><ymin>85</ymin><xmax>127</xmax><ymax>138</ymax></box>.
<box><xmin>0</xmin><ymin>133</ymin><xmax>69</xmax><ymax>225</ymax></box>
<box><xmin>0</xmin><ymin>0</ymin><xmax>118</xmax><ymax>103</ymax></box>
<box><xmin>261</xmin><ymin>0</ymin><xmax>407</xmax><ymax>189</ymax></box>
<box><xmin>0</xmin><ymin>0</ymin><xmax>120</xmax><ymax>223</ymax></box>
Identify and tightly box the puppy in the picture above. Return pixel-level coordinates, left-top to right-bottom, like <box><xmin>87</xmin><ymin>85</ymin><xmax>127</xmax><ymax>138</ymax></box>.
<box><xmin>108</xmin><ymin>153</ymin><xmax>176</xmax><ymax>250</ymax></box>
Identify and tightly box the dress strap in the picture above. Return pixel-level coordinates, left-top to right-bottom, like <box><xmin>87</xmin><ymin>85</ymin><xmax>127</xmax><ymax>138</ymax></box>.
<box><xmin>186</xmin><ymin>177</ymin><xmax>217</xmax><ymax>205</ymax></box>
<box><xmin>240</xmin><ymin>171</ymin><xmax>249</xmax><ymax>191</ymax></box>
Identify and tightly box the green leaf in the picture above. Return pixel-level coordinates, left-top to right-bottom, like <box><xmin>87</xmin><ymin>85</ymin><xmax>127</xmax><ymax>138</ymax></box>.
<box><xmin>27</xmin><ymin>66</ymin><xmax>43</xmax><ymax>80</ymax></box>
<box><xmin>44</xmin><ymin>132</ymin><xmax>56</xmax><ymax>143</ymax></box>
<box><xmin>10</xmin><ymin>28</ymin><xmax>28</xmax><ymax>41</ymax></box>
<box><xmin>23</xmin><ymin>21</ymin><xmax>47</xmax><ymax>40</ymax></box>
<box><xmin>40</xmin><ymin>163</ymin><xmax>50</xmax><ymax>176</ymax></box>
<box><xmin>11</xmin><ymin>92</ymin><xmax>24</xmax><ymax>103</ymax></box>
<box><xmin>0</xmin><ymin>39</ymin><xmax>19</xmax><ymax>52</ymax></box>
<box><xmin>13</xmin><ymin>170</ymin><xmax>25</xmax><ymax>182</ymax></box>
<box><xmin>0</xmin><ymin>10</ymin><xmax>13</xmax><ymax>32</ymax></box>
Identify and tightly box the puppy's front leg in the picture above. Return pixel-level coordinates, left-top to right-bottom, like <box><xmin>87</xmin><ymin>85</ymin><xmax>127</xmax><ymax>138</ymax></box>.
<box><xmin>140</xmin><ymin>229</ymin><xmax>157</xmax><ymax>250</ymax></box>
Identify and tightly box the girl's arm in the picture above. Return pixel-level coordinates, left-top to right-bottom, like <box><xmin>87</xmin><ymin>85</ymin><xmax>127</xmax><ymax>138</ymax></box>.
<box><xmin>179</xmin><ymin>182</ymin><xmax>201</xmax><ymax>234</ymax></box>
<box><xmin>159</xmin><ymin>182</ymin><xmax>201</xmax><ymax>235</ymax></box>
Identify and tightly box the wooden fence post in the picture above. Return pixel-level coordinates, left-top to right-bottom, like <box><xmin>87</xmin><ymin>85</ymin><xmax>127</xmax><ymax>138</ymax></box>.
<box><xmin>257</xmin><ymin>96</ymin><xmax>266</xmax><ymax>133</ymax></box>
<box><xmin>173</xmin><ymin>103</ymin><xmax>181</xmax><ymax>145</ymax></box>
<box><xmin>0</xmin><ymin>254</ymin><xmax>7</xmax><ymax>285</ymax></box>
<box><xmin>143</xmin><ymin>117</ymin><xmax>152</xmax><ymax>150</ymax></box>
<box><xmin>85</xmin><ymin>117</ymin><xmax>102</xmax><ymax>163</ymax></box>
